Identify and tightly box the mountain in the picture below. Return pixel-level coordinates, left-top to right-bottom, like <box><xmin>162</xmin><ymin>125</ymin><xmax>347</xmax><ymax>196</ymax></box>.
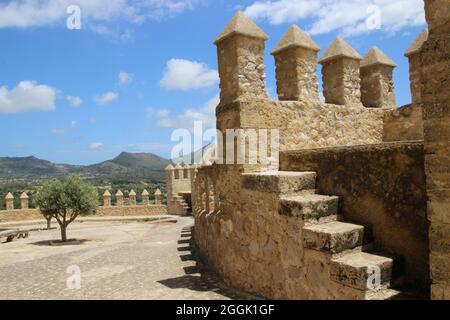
<box><xmin>0</xmin><ymin>156</ymin><xmax>80</xmax><ymax>179</ymax></box>
<box><xmin>80</xmin><ymin>152</ymin><xmax>170</xmax><ymax>182</ymax></box>
<box><xmin>0</xmin><ymin>153</ymin><xmax>170</xmax><ymax>183</ymax></box>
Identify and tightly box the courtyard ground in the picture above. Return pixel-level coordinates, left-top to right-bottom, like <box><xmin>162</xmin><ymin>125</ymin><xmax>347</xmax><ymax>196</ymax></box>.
<box><xmin>0</xmin><ymin>216</ymin><xmax>253</xmax><ymax>300</ymax></box>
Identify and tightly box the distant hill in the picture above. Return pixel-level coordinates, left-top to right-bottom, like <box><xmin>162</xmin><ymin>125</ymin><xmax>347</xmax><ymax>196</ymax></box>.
<box><xmin>0</xmin><ymin>156</ymin><xmax>80</xmax><ymax>179</ymax></box>
<box><xmin>0</xmin><ymin>152</ymin><xmax>171</xmax><ymax>183</ymax></box>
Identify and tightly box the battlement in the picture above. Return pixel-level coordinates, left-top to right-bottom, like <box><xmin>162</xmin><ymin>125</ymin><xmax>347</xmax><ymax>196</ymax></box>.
<box><xmin>214</xmin><ymin>12</ymin><xmax>405</xmax><ymax>110</ymax></box>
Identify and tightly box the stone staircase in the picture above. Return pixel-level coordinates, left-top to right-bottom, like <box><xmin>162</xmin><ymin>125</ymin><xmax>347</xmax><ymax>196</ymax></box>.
<box><xmin>171</xmin><ymin>194</ymin><xmax>192</xmax><ymax>216</ymax></box>
<box><xmin>242</xmin><ymin>170</ymin><xmax>403</xmax><ymax>300</ymax></box>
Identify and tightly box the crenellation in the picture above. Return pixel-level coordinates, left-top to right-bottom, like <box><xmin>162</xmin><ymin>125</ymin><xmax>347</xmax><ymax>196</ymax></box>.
<box><xmin>360</xmin><ymin>46</ymin><xmax>397</xmax><ymax>108</ymax></box>
<box><xmin>271</xmin><ymin>25</ymin><xmax>320</xmax><ymax>102</ymax></box>
<box><xmin>115</xmin><ymin>190</ymin><xmax>124</xmax><ymax>207</ymax></box>
<box><xmin>5</xmin><ymin>192</ymin><xmax>14</xmax><ymax>210</ymax></box>
<box><xmin>129</xmin><ymin>190</ymin><xmax>137</xmax><ymax>206</ymax></box>
<box><xmin>103</xmin><ymin>190</ymin><xmax>111</xmax><ymax>207</ymax></box>
<box><xmin>319</xmin><ymin>37</ymin><xmax>363</xmax><ymax>106</ymax></box>
<box><xmin>141</xmin><ymin>189</ymin><xmax>149</xmax><ymax>205</ymax></box>
<box><xmin>405</xmin><ymin>29</ymin><xmax>429</xmax><ymax>104</ymax></box>
<box><xmin>215</xmin><ymin>11</ymin><xmax>268</xmax><ymax>104</ymax></box>
<box><xmin>154</xmin><ymin>188</ymin><xmax>162</xmax><ymax>205</ymax></box>
<box><xmin>20</xmin><ymin>192</ymin><xmax>29</xmax><ymax>209</ymax></box>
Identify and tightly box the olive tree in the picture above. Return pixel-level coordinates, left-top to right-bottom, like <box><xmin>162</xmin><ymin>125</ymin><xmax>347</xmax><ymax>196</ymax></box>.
<box><xmin>35</xmin><ymin>175</ymin><xmax>98</xmax><ymax>242</ymax></box>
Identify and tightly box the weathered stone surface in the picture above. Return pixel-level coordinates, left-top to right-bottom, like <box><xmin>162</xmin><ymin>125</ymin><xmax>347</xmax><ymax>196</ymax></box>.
<box><xmin>303</xmin><ymin>221</ymin><xmax>364</xmax><ymax>253</ymax></box>
<box><xmin>319</xmin><ymin>36</ymin><xmax>362</xmax><ymax>64</ymax></box>
<box><xmin>273</xmin><ymin>47</ymin><xmax>320</xmax><ymax>101</ymax></box>
<box><xmin>424</xmin><ymin>0</ymin><xmax>450</xmax><ymax>31</ymax></box>
<box><xmin>405</xmin><ymin>28</ymin><xmax>428</xmax><ymax>57</ymax></box>
<box><xmin>383</xmin><ymin>104</ymin><xmax>424</xmax><ymax>141</ymax></box>
<box><xmin>217</xmin><ymin>97</ymin><xmax>385</xmax><ymax>152</ymax></box>
<box><xmin>405</xmin><ymin>29</ymin><xmax>429</xmax><ymax>104</ymax></box>
<box><xmin>271</xmin><ymin>25</ymin><xmax>320</xmax><ymax>102</ymax></box>
<box><xmin>214</xmin><ymin>11</ymin><xmax>269</xmax><ymax>44</ymax></box>
<box><xmin>215</xmin><ymin>12</ymin><xmax>268</xmax><ymax>104</ymax></box>
<box><xmin>360</xmin><ymin>47</ymin><xmax>396</xmax><ymax>108</ymax></box>
<box><xmin>319</xmin><ymin>37</ymin><xmax>363</xmax><ymax>106</ymax></box>
<box><xmin>279</xmin><ymin>194</ymin><xmax>339</xmax><ymax>220</ymax></box>
<box><xmin>321</xmin><ymin>58</ymin><xmax>362</xmax><ymax>106</ymax></box>
<box><xmin>331</xmin><ymin>252</ymin><xmax>393</xmax><ymax>291</ymax></box>
<box><xmin>272</xmin><ymin>25</ymin><xmax>320</xmax><ymax>54</ymax></box>
<box><xmin>241</xmin><ymin>171</ymin><xmax>316</xmax><ymax>194</ymax></box>
<box><xmin>280</xmin><ymin>141</ymin><xmax>429</xmax><ymax>288</ymax></box>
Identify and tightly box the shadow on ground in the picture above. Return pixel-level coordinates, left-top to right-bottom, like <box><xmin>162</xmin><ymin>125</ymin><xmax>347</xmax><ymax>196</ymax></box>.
<box><xmin>31</xmin><ymin>239</ymin><xmax>90</xmax><ymax>246</ymax></box>
<box><xmin>158</xmin><ymin>226</ymin><xmax>257</xmax><ymax>300</ymax></box>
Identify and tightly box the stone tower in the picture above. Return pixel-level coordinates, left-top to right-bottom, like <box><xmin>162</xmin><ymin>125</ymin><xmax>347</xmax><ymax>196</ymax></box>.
<box><xmin>319</xmin><ymin>36</ymin><xmax>363</xmax><ymax>106</ymax></box>
<box><xmin>271</xmin><ymin>25</ymin><xmax>320</xmax><ymax>101</ymax></box>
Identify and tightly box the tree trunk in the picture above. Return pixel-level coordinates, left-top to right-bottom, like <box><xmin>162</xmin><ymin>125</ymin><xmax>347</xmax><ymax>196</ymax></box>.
<box><xmin>46</xmin><ymin>217</ymin><xmax>52</xmax><ymax>230</ymax></box>
<box><xmin>60</xmin><ymin>224</ymin><xmax>67</xmax><ymax>242</ymax></box>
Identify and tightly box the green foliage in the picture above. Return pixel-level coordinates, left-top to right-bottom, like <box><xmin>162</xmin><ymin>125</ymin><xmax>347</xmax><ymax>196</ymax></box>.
<box><xmin>35</xmin><ymin>175</ymin><xmax>98</xmax><ymax>218</ymax></box>
<box><xmin>35</xmin><ymin>175</ymin><xmax>98</xmax><ymax>241</ymax></box>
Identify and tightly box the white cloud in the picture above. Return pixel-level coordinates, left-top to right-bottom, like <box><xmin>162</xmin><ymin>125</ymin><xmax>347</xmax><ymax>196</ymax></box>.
<box><xmin>244</xmin><ymin>0</ymin><xmax>426</xmax><ymax>36</ymax></box>
<box><xmin>67</xmin><ymin>95</ymin><xmax>82</xmax><ymax>107</ymax></box>
<box><xmin>159</xmin><ymin>59</ymin><xmax>219</xmax><ymax>91</ymax></box>
<box><xmin>94</xmin><ymin>91</ymin><xmax>118</xmax><ymax>105</ymax></box>
<box><xmin>157</xmin><ymin>94</ymin><xmax>219</xmax><ymax>129</ymax></box>
<box><xmin>0</xmin><ymin>0</ymin><xmax>198</xmax><ymax>29</ymax></box>
<box><xmin>0</xmin><ymin>81</ymin><xmax>58</xmax><ymax>113</ymax></box>
<box><xmin>89</xmin><ymin>142</ymin><xmax>105</xmax><ymax>150</ymax></box>
<box><xmin>70</xmin><ymin>121</ymin><xmax>78</xmax><ymax>129</ymax></box>
<box><xmin>118</xmin><ymin>71</ymin><xmax>133</xmax><ymax>86</ymax></box>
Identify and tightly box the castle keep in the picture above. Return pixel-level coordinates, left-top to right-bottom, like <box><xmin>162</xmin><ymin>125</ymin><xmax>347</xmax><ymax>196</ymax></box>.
<box><xmin>165</xmin><ymin>0</ymin><xmax>449</xmax><ymax>300</ymax></box>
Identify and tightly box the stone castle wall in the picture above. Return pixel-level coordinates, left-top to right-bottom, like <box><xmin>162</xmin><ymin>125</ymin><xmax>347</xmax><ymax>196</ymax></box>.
<box><xmin>0</xmin><ymin>205</ymin><xmax>167</xmax><ymax>224</ymax></box>
<box><xmin>189</xmin><ymin>3</ymin><xmax>448</xmax><ymax>300</ymax></box>
<box><xmin>421</xmin><ymin>0</ymin><xmax>450</xmax><ymax>300</ymax></box>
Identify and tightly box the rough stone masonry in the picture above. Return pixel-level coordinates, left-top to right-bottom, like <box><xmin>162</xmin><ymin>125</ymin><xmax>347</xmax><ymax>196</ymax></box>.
<box><xmin>165</xmin><ymin>1</ymin><xmax>449</xmax><ymax>300</ymax></box>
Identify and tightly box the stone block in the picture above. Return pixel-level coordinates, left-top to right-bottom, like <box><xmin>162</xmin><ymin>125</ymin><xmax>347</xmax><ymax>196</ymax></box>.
<box><xmin>303</xmin><ymin>221</ymin><xmax>364</xmax><ymax>253</ymax></box>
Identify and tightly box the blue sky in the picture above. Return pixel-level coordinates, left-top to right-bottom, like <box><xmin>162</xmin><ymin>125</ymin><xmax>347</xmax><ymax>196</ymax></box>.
<box><xmin>0</xmin><ymin>0</ymin><xmax>427</xmax><ymax>165</ymax></box>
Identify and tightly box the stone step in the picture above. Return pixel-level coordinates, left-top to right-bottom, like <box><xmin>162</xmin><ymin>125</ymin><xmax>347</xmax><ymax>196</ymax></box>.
<box><xmin>303</xmin><ymin>221</ymin><xmax>364</xmax><ymax>253</ymax></box>
<box><xmin>241</xmin><ymin>171</ymin><xmax>316</xmax><ymax>194</ymax></box>
<box><xmin>279</xmin><ymin>194</ymin><xmax>339</xmax><ymax>220</ymax></box>
<box><xmin>366</xmin><ymin>288</ymin><xmax>402</xmax><ymax>300</ymax></box>
<box><xmin>330</xmin><ymin>252</ymin><xmax>393</xmax><ymax>291</ymax></box>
